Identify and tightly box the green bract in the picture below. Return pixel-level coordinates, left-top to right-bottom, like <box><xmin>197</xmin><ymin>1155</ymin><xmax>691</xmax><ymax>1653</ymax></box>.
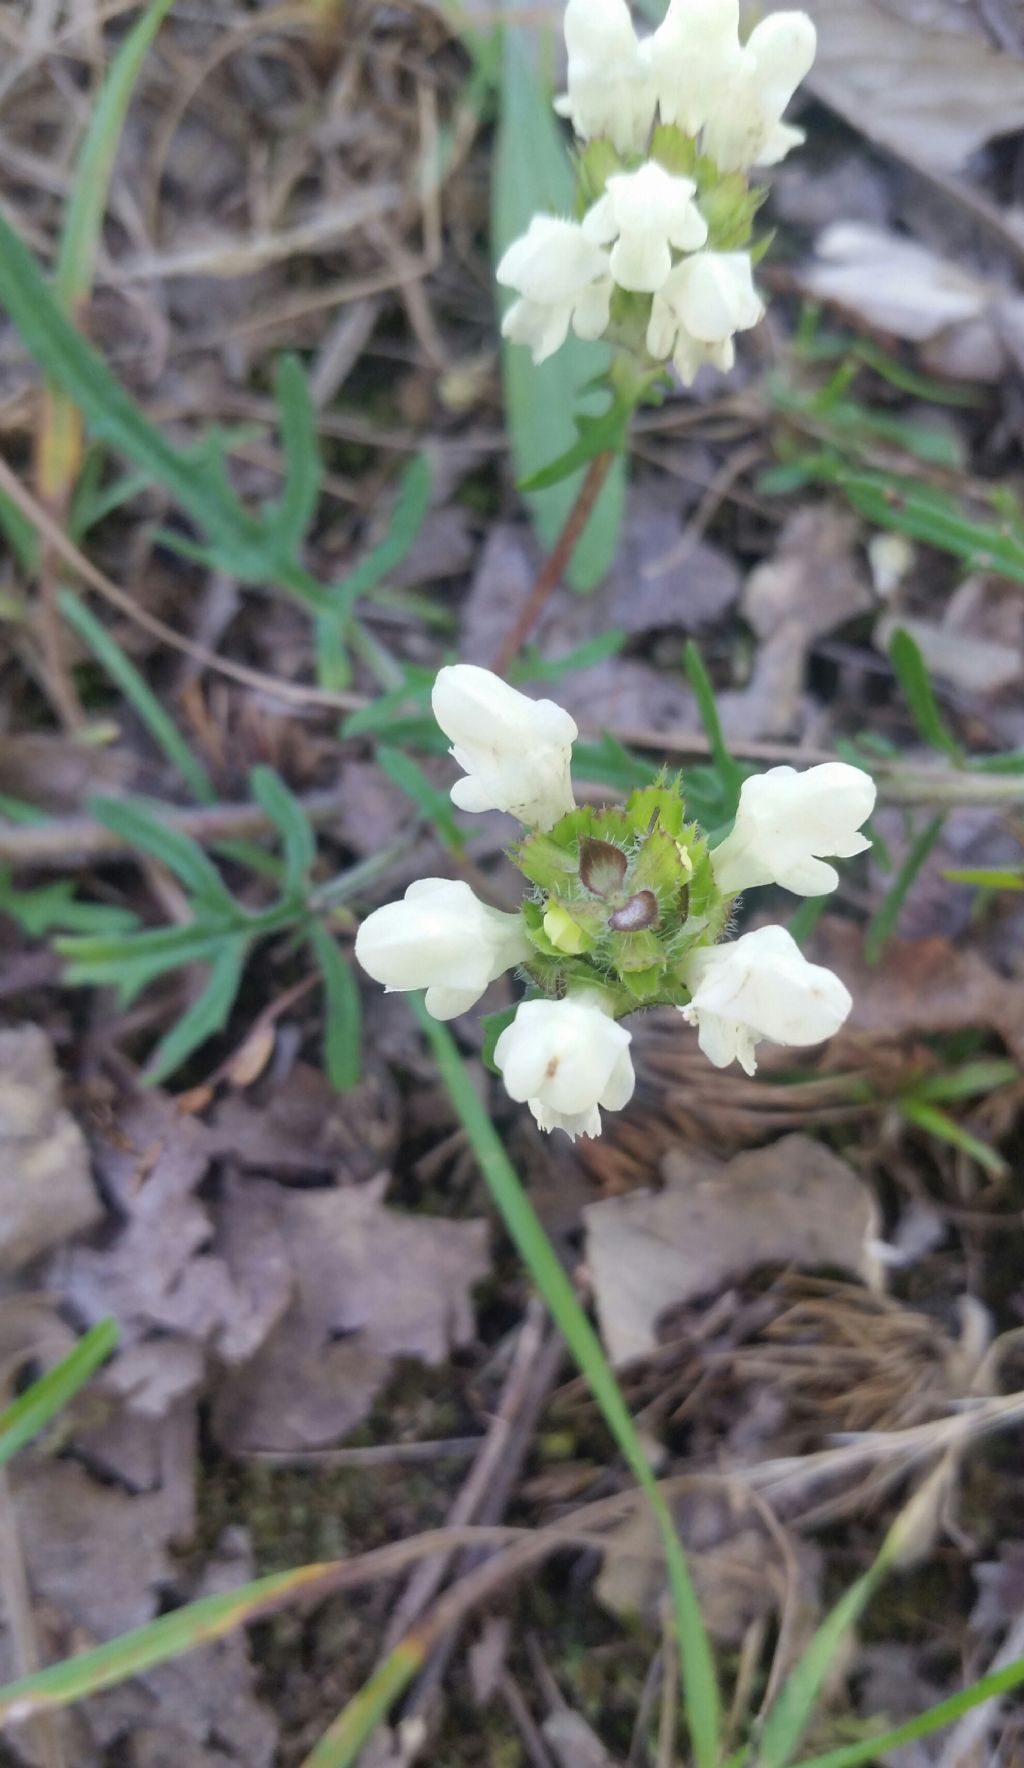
<box><xmin>511</xmin><ymin>778</ymin><xmax>729</xmax><ymax>1012</ymax></box>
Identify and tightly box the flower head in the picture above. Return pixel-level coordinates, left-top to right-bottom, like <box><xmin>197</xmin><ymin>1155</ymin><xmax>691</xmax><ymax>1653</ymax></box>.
<box><xmin>710</xmin><ymin>763</ymin><xmax>876</xmax><ymax>897</ymax></box>
<box><xmin>355</xmin><ymin>878</ymin><xmax>529</xmax><ymax>1021</ymax></box>
<box><xmin>432</xmin><ymin>664</ymin><xmax>578</xmax><ymax>832</ymax></box>
<box><xmin>647</xmin><ymin>0</ymin><xmax>746</xmax><ymax>135</ymax></box>
<box><xmin>681</xmin><ymin>925</ymin><xmax>852</xmax><ymax>1076</ymax></box>
<box><xmin>556</xmin><ymin>0</ymin><xmax>657</xmax><ymax>154</ymax></box>
<box><xmin>496</xmin><ymin>216</ymin><xmax>613</xmax><ymax>365</ymax></box>
<box><xmin>582</xmin><ymin>162</ymin><xmax>708</xmax><ymax>293</ymax></box>
<box><xmin>702</xmin><ymin>12</ymin><xmax>817</xmax><ymax>172</ymax></box>
<box><xmin>495</xmin><ymin>992</ymin><xmax>635</xmax><ymax>1140</ymax></box>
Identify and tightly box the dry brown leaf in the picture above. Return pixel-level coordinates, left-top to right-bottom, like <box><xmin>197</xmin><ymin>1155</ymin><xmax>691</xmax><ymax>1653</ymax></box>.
<box><xmin>212</xmin><ymin>1173</ymin><xmax>489</xmax><ymax>1452</ymax></box>
<box><xmin>0</xmin><ymin>1025</ymin><xmax>102</xmax><ymax>1271</ymax></box>
<box><xmin>814</xmin><ymin>919</ymin><xmax>1024</xmax><ymax>1065</ymax></box>
<box><xmin>542</xmin><ymin>1711</ymin><xmax>620</xmax><ymax>1768</ymax></box>
<box><xmin>584</xmin><ymin>1133</ymin><xmax>882</xmax><ymax>1366</ymax></box>
<box><xmin>775</xmin><ymin>0</ymin><xmax>1024</xmax><ymax>172</ymax></box>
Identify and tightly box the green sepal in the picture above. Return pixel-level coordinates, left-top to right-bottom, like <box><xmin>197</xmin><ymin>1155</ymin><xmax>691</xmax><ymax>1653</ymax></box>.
<box><xmin>610</xmin><ymin>928</ymin><xmax>664</xmax><ymax>974</ymax></box>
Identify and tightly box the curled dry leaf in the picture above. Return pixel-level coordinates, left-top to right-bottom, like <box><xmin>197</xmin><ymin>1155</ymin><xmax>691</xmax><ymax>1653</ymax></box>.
<box><xmin>0</xmin><ymin>1024</ymin><xmax>102</xmax><ymax>1271</ymax></box>
<box><xmin>212</xmin><ymin>1173</ymin><xmax>490</xmax><ymax>1452</ymax></box>
<box><xmin>778</xmin><ymin>0</ymin><xmax>1024</xmax><ymax>172</ymax></box>
<box><xmin>583</xmin><ymin>1131</ymin><xmax>882</xmax><ymax>1366</ymax></box>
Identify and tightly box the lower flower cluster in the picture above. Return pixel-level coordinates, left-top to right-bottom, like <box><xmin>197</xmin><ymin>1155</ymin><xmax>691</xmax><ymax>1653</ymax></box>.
<box><xmin>356</xmin><ymin>665</ymin><xmax>876</xmax><ymax>1141</ymax></box>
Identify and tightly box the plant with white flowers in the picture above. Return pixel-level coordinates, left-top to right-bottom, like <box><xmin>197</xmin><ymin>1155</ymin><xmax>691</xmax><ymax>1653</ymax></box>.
<box><xmin>355</xmin><ymin>665</ymin><xmax>875</xmax><ymax>1142</ymax></box>
<box><xmin>496</xmin><ymin>0</ymin><xmax>816</xmax><ymax>434</ymax></box>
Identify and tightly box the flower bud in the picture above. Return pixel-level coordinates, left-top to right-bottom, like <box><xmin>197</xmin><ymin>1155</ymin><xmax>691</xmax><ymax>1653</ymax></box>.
<box><xmin>582</xmin><ymin>162</ymin><xmax>708</xmax><ymax>294</ymax></box>
<box><xmin>556</xmin><ymin>0</ymin><xmax>657</xmax><ymax>155</ymax></box>
<box><xmin>355</xmin><ymin>878</ymin><xmax>529</xmax><ymax>1021</ymax></box>
<box><xmin>495</xmin><ymin>992</ymin><xmax>635</xmax><ymax>1140</ymax></box>
<box><xmin>702</xmin><ymin>12</ymin><xmax>817</xmax><ymax>172</ymax></box>
<box><xmin>432</xmin><ymin>664</ymin><xmax>578</xmax><ymax>832</ymax></box>
<box><xmin>710</xmin><ymin>763</ymin><xmax>876</xmax><ymax>898</ymax></box>
<box><xmin>680</xmin><ymin>924</ymin><xmax>852</xmax><ymax>1075</ymax></box>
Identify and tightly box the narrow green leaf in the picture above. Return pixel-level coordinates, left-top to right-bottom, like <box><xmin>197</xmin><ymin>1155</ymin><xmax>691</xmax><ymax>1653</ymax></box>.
<box><xmin>914</xmin><ymin>1059</ymin><xmax>1019</xmax><ymax>1103</ymax></box>
<box><xmin>0</xmin><ymin>873</ymin><xmax>138</xmax><ymax>939</ymax></box>
<box><xmin>864</xmin><ymin>814</ymin><xmax>945</xmax><ymax>964</ymax></box>
<box><xmin>58</xmin><ymin>925</ymin><xmax>235</xmax><ymax>1003</ymax></box>
<box><xmin>0</xmin><ymin>1563</ymin><xmax>340</xmax><ymax>1723</ymax></box>
<box><xmin>58</xmin><ymin>591</ymin><xmax>216</xmax><ymax>803</ymax></box>
<box><xmin>299</xmin><ymin>1642</ymin><xmax>427</xmax><ymax>1768</ymax></box>
<box><xmin>572</xmin><ymin>733</ymin><xmax>657</xmax><ymax>794</ymax></box>
<box><xmin>755</xmin><ymin>1565</ymin><xmax>886</xmax><ymax>1768</ymax></box>
<box><xmin>268</xmin><ymin>354</ymin><xmax>322</xmax><ymax>552</ymax></box>
<box><xmin>683</xmin><ymin>641</ymin><xmax>745</xmax><ymax>807</ymax></box>
<box><xmin>899</xmin><ymin>1097</ymin><xmax>1007</xmax><ymax>1179</ymax></box>
<box><xmin>329</xmin><ymin>456</ymin><xmax>433</xmax><ymax>621</ymax></box>
<box><xmin>308</xmin><ymin>923</ymin><xmax>362</xmax><ymax>1091</ymax></box>
<box><xmin>55</xmin><ymin>0</ymin><xmax>175</xmax><ymax>308</ymax></box>
<box><xmin>88</xmin><ymin>796</ymin><xmax>236</xmax><ymax>913</ymax></box>
<box><xmin>0</xmin><ymin>1321</ymin><xmax>118</xmax><ymax>1466</ymax></box>
<box><xmin>788</xmin><ymin>1653</ymin><xmax>1024</xmax><ymax>1768</ymax></box>
<box><xmin>248</xmin><ymin>766</ymin><xmax>316</xmax><ymax>895</ymax></box>
<box><xmin>943</xmin><ymin>865</ymin><xmax>1024</xmax><ymax>891</ymax></box>
<box><xmin>888</xmin><ymin>628</ymin><xmax>962</xmax><ymax>763</ymax></box>
<box><xmin>493</xmin><ymin>20</ymin><xmax>625</xmax><ymax>589</ymax></box>
<box><xmin>410</xmin><ymin>1001</ymin><xmax>722</xmax><ymax>1768</ymax></box>
<box><xmin>511</xmin><ymin>630</ymin><xmax>627</xmax><ymax>682</ymax></box>
<box><xmin>143</xmin><ymin>934</ymin><xmax>247</xmax><ymax>1084</ymax></box>
<box><xmin>376</xmin><ymin>746</ymin><xmax>464</xmax><ymax>851</ymax></box>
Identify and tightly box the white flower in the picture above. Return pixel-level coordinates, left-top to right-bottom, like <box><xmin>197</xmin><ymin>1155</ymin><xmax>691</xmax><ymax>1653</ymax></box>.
<box><xmin>495</xmin><ymin>992</ymin><xmax>635</xmax><ymax>1140</ymax></box>
<box><xmin>582</xmin><ymin>162</ymin><xmax>708</xmax><ymax>294</ymax></box>
<box><xmin>681</xmin><ymin>925</ymin><xmax>852</xmax><ymax>1076</ymax></box>
<box><xmin>432</xmin><ymin>664</ymin><xmax>578</xmax><ymax>832</ymax></box>
<box><xmin>702</xmin><ymin>13</ymin><xmax>817</xmax><ymax>172</ymax></box>
<box><xmin>355</xmin><ymin>878</ymin><xmax>529</xmax><ymax>1022</ymax></box>
<box><xmin>647</xmin><ymin>0</ymin><xmax>746</xmax><ymax>136</ymax></box>
<box><xmin>668</xmin><ymin>331</ymin><xmax>736</xmax><ymax>387</ymax></box>
<box><xmin>649</xmin><ymin>250</ymin><xmax>763</xmax><ymax>358</ymax></box>
<box><xmin>496</xmin><ymin>215</ymin><xmax>613</xmax><ymax>364</ymax></box>
<box><xmin>710</xmin><ymin>763</ymin><xmax>876</xmax><ymax>897</ymax></box>
<box><xmin>556</xmin><ymin>0</ymin><xmax>657</xmax><ymax>155</ymax></box>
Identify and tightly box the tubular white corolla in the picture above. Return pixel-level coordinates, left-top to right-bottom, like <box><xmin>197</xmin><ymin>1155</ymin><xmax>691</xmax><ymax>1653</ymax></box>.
<box><xmin>494</xmin><ymin>993</ymin><xmax>636</xmax><ymax>1140</ymax></box>
<box><xmin>710</xmin><ymin>763</ymin><xmax>877</xmax><ymax>897</ymax></box>
<box><xmin>680</xmin><ymin>924</ymin><xmax>852</xmax><ymax>1076</ymax></box>
<box><xmin>581</xmin><ymin>162</ymin><xmax>708</xmax><ymax>294</ymax></box>
<box><xmin>555</xmin><ymin>0</ymin><xmax>657</xmax><ymax>154</ymax></box>
<box><xmin>354</xmin><ymin>878</ymin><xmax>530</xmax><ymax>1021</ymax></box>
<box><xmin>432</xmin><ymin>664</ymin><xmax>579</xmax><ymax>832</ymax></box>
<box><xmin>646</xmin><ymin>0</ymin><xmax>746</xmax><ymax>135</ymax></box>
<box><xmin>496</xmin><ymin>216</ymin><xmax>614</xmax><ymax>366</ymax></box>
<box><xmin>701</xmin><ymin>11</ymin><xmax>818</xmax><ymax>172</ymax></box>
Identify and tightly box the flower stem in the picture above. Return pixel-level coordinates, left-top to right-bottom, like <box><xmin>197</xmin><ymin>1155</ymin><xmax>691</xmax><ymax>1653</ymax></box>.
<box><xmin>491</xmin><ymin>450</ymin><xmax>615</xmax><ymax>675</ymax></box>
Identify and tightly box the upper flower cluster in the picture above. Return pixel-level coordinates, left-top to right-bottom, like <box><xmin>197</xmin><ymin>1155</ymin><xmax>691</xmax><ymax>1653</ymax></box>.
<box><xmin>355</xmin><ymin>666</ymin><xmax>875</xmax><ymax>1142</ymax></box>
<box><xmin>497</xmin><ymin>0</ymin><xmax>815</xmax><ymax>383</ymax></box>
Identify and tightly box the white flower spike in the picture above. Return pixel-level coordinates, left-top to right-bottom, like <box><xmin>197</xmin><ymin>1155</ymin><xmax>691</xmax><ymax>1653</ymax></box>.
<box><xmin>432</xmin><ymin>664</ymin><xmax>578</xmax><ymax>832</ymax></box>
<box><xmin>711</xmin><ymin>763</ymin><xmax>877</xmax><ymax>898</ymax></box>
<box><xmin>582</xmin><ymin>162</ymin><xmax>708</xmax><ymax>294</ymax></box>
<box><xmin>496</xmin><ymin>216</ymin><xmax>613</xmax><ymax>365</ymax></box>
<box><xmin>495</xmin><ymin>993</ymin><xmax>636</xmax><ymax>1141</ymax></box>
<box><xmin>556</xmin><ymin>0</ymin><xmax>657</xmax><ymax>155</ymax></box>
<box><xmin>681</xmin><ymin>925</ymin><xmax>852</xmax><ymax>1077</ymax></box>
<box><xmin>355</xmin><ymin>878</ymin><xmax>529</xmax><ymax>1022</ymax></box>
<box><xmin>647</xmin><ymin>0</ymin><xmax>746</xmax><ymax>136</ymax></box>
<box><xmin>702</xmin><ymin>12</ymin><xmax>817</xmax><ymax>172</ymax></box>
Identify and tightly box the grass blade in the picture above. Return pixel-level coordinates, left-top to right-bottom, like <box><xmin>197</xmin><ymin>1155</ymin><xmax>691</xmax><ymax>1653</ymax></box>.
<box><xmin>249</xmin><ymin>766</ymin><xmax>316</xmax><ymax>894</ymax></box>
<box><xmin>683</xmin><ymin>641</ymin><xmax>746</xmax><ymax>808</ymax></box>
<box><xmin>493</xmin><ymin>17</ymin><xmax>625</xmax><ymax>590</ymax></box>
<box><xmin>0</xmin><ymin>1564</ymin><xmax>339</xmax><ymax>1725</ymax></box>
<box><xmin>309</xmin><ymin>922</ymin><xmax>362</xmax><ymax>1091</ymax></box>
<box><xmin>863</xmin><ymin>813</ymin><xmax>944</xmax><ymax>964</ymax></box>
<box><xmin>268</xmin><ymin>354</ymin><xmax>322</xmax><ymax>552</ymax></box>
<box><xmin>142</xmin><ymin>934</ymin><xmax>247</xmax><ymax>1084</ymax></box>
<box><xmin>888</xmin><ymin>628</ymin><xmax>962</xmax><ymax>764</ymax></box>
<box><xmin>409</xmin><ymin>1001</ymin><xmax>722</xmax><ymax>1768</ymax></box>
<box><xmin>0</xmin><ymin>1321</ymin><xmax>118</xmax><ymax>1466</ymax></box>
<box><xmin>754</xmin><ymin>1564</ymin><xmax>885</xmax><ymax>1768</ymax></box>
<box><xmin>299</xmin><ymin>1642</ymin><xmax>427</xmax><ymax>1768</ymax></box>
<box><xmin>788</xmin><ymin>1653</ymin><xmax>1024</xmax><ymax>1768</ymax></box>
<box><xmin>88</xmin><ymin>796</ymin><xmax>237</xmax><ymax>912</ymax></box>
<box><xmin>57</xmin><ymin>590</ymin><xmax>216</xmax><ymax>803</ymax></box>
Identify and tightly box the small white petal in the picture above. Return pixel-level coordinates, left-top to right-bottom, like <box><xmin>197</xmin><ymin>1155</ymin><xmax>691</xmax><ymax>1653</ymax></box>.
<box><xmin>356</xmin><ymin>876</ymin><xmax>529</xmax><ymax>1011</ymax></box>
<box><xmin>672</xmin><ymin>251</ymin><xmax>764</xmax><ymax>342</ymax></box>
<box><xmin>572</xmin><ymin>276</ymin><xmax>614</xmax><ymax>340</ymax></box>
<box><xmin>495</xmin><ymin>994</ymin><xmax>634</xmax><ymax>1140</ymax></box>
<box><xmin>561</xmin><ymin>0</ymin><xmax>657</xmax><ymax>153</ymax></box>
<box><xmin>586</xmin><ymin>163</ymin><xmax>708</xmax><ymax>295</ymax></box>
<box><xmin>702</xmin><ymin>10</ymin><xmax>816</xmax><ymax>171</ymax></box>
<box><xmin>710</xmin><ymin>763</ymin><xmax>876</xmax><ymax>897</ymax></box>
<box><xmin>433</xmin><ymin>664</ymin><xmax>578</xmax><ymax>831</ymax></box>
<box><xmin>682</xmin><ymin>924</ymin><xmax>852</xmax><ymax>1075</ymax></box>
<box><xmin>649</xmin><ymin>0</ymin><xmax>746</xmax><ymax>135</ymax></box>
